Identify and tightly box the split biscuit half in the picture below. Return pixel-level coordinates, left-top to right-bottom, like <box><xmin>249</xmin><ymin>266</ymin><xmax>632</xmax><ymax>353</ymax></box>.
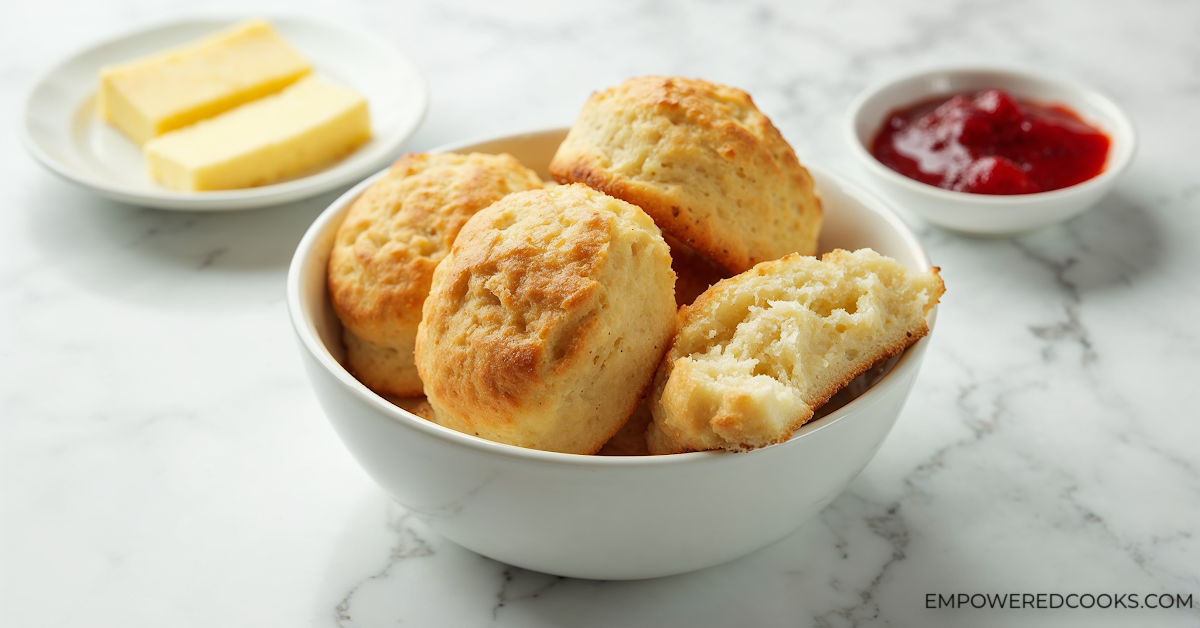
<box><xmin>647</xmin><ymin>248</ymin><xmax>944</xmax><ymax>454</ymax></box>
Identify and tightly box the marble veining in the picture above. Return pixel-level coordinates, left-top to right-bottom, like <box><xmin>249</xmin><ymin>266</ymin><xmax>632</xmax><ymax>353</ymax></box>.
<box><xmin>3</xmin><ymin>0</ymin><xmax>1199</xmax><ymax>626</ymax></box>
<box><xmin>335</xmin><ymin>511</ymin><xmax>435</xmax><ymax>627</ymax></box>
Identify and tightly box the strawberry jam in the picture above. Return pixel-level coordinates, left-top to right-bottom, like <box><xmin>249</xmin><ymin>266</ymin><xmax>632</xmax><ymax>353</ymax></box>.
<box><xmin>870</xmin><ymin>89</ymin><xmax>1109</xmax><ymax>195</ymax></box>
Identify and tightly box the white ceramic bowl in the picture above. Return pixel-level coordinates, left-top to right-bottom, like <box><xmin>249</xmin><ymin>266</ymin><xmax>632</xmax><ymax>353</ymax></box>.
<box><xmin>287</xmin><ymin>128</ymin><xmax>939</xmax><ymax>580</ymax></box>
<box><xmin>846</xmin><ymin>66</ymin><xmax>1135</xmax><ymax>237</ymax></box>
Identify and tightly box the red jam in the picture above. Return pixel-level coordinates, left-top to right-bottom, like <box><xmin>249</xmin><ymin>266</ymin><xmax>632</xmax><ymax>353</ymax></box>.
<box><xmin>870</xmin><ymin>89</ymin><xmax>1110</xmax><ymax>195</ymax></box>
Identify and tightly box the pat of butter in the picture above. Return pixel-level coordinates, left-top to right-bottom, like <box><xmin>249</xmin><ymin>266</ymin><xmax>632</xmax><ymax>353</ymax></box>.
<box><xmin>143</xmin><ymin>76</ymin><xmax>371</xmax><ymax>191</ymax></box>
<box><xmin>99</xmin><ymin>19</ymin><xmax>312</xmax><ymax>145</ymax></box>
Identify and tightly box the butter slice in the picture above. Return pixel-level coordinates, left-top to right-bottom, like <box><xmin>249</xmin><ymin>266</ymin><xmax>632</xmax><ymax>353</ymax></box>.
<box><xmin>99</xmin><ymin>20</ymin><xmax>312</xmax><ymax>145</ymax></box>
<box><xmin>143</xmin><ymin>76</ymin><xmax>371</xmax><ymax>191</ymax></box>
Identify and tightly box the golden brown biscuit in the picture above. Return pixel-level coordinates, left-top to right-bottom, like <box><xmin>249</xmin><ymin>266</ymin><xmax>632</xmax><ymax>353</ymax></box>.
<box><xmin>812</xmin><ymin>353</ymin><xmax>903</xmax><ymax>421</ymax></box>
<box><xmin>549</xmin><ymin>75</ymin><xmax>822</xmax><ymax>274</ymax></box>
<box><xmin>415</xmin><ymin>184</ymin><xmax>677</xmax><ymax>454</ymax></box>
<box><xmin>596</xmin><ymin>401</ymin><xmax>653</xmax><ymax>456</ymax></box>
<box><xmin>386</xmin><ymin>396</ymin><xmax>434</xmax><ymax>421</ymax></box>
<box><xmin>340</xmin><ymin>328</ymin><xmax>419</xmax><ymax>396</ymax></box>
<box><xmin>664</xmin><ymin>233</ymin><xmax>730</xmax><ymax>308</ymax></box>
<box><xmin>328</xmin><ymin>152</ymin><xmax>544</xmax><ymax>396</ymax></box>
<box><xmin>647</xmin><ymin>249</ymin><xmax>944</xmax><ymax>454</ymax></box>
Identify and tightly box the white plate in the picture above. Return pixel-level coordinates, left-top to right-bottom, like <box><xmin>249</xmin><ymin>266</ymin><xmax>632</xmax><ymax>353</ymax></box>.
<box><xmin>21</xmin><ymin>16</ymin><xmax>428</xmax><ymax>211</ymax></box>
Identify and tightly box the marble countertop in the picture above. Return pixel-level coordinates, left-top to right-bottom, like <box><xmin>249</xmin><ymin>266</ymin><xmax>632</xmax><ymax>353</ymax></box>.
<box><xmin>3</xmin><ymin>1</ymin><xmax>1199</xmax><ymax>626</ymax></box>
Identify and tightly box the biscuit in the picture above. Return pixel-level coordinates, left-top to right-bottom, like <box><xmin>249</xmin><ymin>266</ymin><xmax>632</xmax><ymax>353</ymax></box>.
<box><xmin>387</xmin><ymin>395</ymin><xmax>434</xmax><ymax>421</ymax></box>
<box><xmin>328</xmin><ymin>152</ymin><xmax>544</xmax><ymax>396</ymax></box>
<box><xmin>597</xmin><ymin>401</ymin><xmax>653</xmax><ymax>456</ymax></box>
<box><xmin>647</xmin><ymin>249</ymin><xmax>944</xmax><ymax>454</ymax></box>
<box><xmin>664</xmin><ymin>233</ymin><xmax>730</xmax><ymax>308</ymax></box>
<box><xmin>415</xmin><ymin>184</ymin><xmax>677</xmax><ymax>454</ymax></box>
<box><xmin>812</xmin><ymin>353</ymin><xmax>903</xmax><ymax>421</ymax></box>
<box><xmin>341</xmin><ymin>328</ymin><xmax>419</xmax><ymax>396</ymax></box>
<box><xmin>549</xmin><ymin>75</ymin><xmax>822</xmax><ymax>275</ymax></box>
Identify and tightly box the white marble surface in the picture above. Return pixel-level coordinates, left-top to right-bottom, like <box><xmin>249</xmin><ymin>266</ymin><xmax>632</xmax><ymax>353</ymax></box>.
<box><xmin>3</xmin><ymin>0</ymin><xmax>1199</xmax><ymax>626</ymax></box>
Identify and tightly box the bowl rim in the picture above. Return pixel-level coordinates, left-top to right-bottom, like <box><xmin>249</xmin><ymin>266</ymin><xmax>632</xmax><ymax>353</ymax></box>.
<box><xmin>844</xmin><ymin>64</ymin><xmax>1137</xmax><ymax>205</ymax></box>
<box><xmin>287</xmin><ymin>126</ymin><xmax>938</xmax><ymax>467</ymax></box>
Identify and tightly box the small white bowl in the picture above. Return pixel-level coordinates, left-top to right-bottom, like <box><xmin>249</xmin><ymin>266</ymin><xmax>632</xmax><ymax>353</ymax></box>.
<box><xmin>845</xmin><ymin>66</ymin><xmax>1136</xmax><ymax>237</ymax></box>
<box><xmin>287</xmin><ymin>128</ymin><xmax>938</xmax><ymax>580</ymax></box>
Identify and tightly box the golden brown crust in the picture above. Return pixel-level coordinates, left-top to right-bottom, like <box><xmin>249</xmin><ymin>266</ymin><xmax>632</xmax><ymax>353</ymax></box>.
<box><xmin>341</xmin><ymin>328</ymin><xmax>420</xmax><ymax>396</ymax></box>
<box><xmin>385</xmin><ymin>395</ymin><xmax>434</xmax><ymax>421</ymax></box>
<box><xmin>596</xmin><ymin>400</ymin><xmax>653</xmax><ymax>456</ymax></box>
<box><xmin>415</xmin><ymin>184</ymin><xmax>677</xmax><ymax>454</ymax></box>
<box><xmin>550</xmin><ymin>75</ymin><xmax>822</xmax><ymax>275</ymax></box>
<box><xmin>813</xmin><ymin>352</ymin><xmax>905</xmax><ymax>421</ymax></box>
<box><xmin>327</xmin><ymin>152</ymin><xmax>543</xmax><ymax>396</ymax></box>
<box><xmin>419</xmin><ymin>202</ymin><xmax>608</xmax><ymax>408</ymax></box>
<box><xmin>664</xmin><ymin>233</ymin><xmax>731</xmax><ymax>308</ymax></box>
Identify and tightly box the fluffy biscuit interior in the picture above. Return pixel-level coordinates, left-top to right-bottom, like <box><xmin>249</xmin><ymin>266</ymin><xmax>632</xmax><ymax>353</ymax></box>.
<box><xmin>650</xmin><ymin>248</ymin><xmax>944</xmax><ymax>453</ymax></box>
